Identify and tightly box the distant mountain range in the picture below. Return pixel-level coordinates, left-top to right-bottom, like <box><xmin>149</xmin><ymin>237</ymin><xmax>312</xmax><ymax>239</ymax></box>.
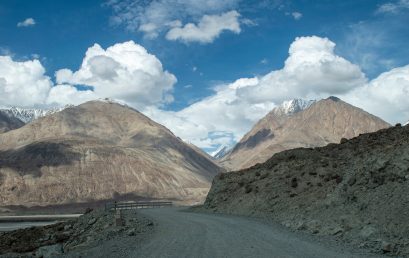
<box><xmin>0</xmin><ymin>97</ymin><xmax>397</xmax><ymax>207</ymax></box>
<box><xmin>0</xmin><ymin>105</ymin><xmax>72</xmax><ymax>123</ymax></box>
<box><xmin>220</xmin><ymin>97</ymin><xmax>390</xmax><ymax>171</ymax></box>
<box><xmin>0</xmin><ymin>101</ymin><xmax>222</xmax><ymax>206</ymax></box>
<box><xmin>211</xmin><ymin>144</ymin><xmax>233</xmax><ymax>159</ymax></box>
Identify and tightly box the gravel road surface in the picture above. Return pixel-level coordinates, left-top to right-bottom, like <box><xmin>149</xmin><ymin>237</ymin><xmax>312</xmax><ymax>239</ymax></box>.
<box><xmin>123</xmin><ymin>207</ymin><xmax>381</xmax><ymax>258</ymax></box>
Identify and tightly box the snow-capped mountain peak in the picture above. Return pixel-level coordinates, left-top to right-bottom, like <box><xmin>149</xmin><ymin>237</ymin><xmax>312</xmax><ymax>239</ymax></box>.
<box><xmin>273</xmin><ymin>99</ymin><xmax>316</xmax><ymax>116</ymax></box>
<box><xmin>211</xmin><ymin>144</ymin><xmax>233</xmax><ymax>159</ymax></box>
<box><xmin>0</xmin><ymin>105</ymin><xmax>73</xmax><ymax>123</ymax></box>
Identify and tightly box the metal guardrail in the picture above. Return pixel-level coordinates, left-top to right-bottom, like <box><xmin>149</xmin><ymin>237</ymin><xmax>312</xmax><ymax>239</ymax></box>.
<box><xmin>104</xmin><ymin>201</ymin><xmax>172</xmax><ymax>211</ymax></box>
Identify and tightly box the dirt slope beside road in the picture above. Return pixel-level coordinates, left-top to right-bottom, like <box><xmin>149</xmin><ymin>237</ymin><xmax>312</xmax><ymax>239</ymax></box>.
<box><xmin>204</xmin><ymin>124</ymin><xmax>409</xmax><ymax>257</ymax></box>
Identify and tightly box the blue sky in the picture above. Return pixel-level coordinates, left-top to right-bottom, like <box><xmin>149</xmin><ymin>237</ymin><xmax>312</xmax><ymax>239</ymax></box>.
<box><xmin>1</xmin><ymin>0</ymin><xmax>409</xmax><ymax>152</ymax></box>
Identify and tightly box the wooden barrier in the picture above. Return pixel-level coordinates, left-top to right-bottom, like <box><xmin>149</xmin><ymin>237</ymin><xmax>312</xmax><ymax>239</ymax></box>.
<box><xmin>105</xmin><ymin>201</ymin><xmax>172</xmax><ymax>211</ymax></box>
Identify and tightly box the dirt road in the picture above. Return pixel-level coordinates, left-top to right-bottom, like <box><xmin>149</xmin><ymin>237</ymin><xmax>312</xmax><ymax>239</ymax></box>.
<box><xmin>123</xmin><ymin>207</ymin><xmax>380</xmax><ymax>258</ymax></box>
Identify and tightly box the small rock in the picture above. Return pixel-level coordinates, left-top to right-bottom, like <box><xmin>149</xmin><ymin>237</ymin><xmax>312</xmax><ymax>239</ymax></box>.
<box><xmin>39</xmin><ymin>234</ymin><xmax>51</xmax><ymax>242</ymax></box>
<box><xmin>88</xmin><ymin>218</ymin><xmax>97</xmax><ymax>225</ymax></box>
<box><xmin>360</xmin><ymin>225</ymin><xmax>377</xmax><ymax>238</ymax></box>
<box><xmin>347</xmin><ymin>177</ymin><xmax>356</xmax><ymax>186</ymax></box>
<box><xmin>328</xmin><ymin>226</ymin><xmax>343</xmax><ymax>236</ymax></box>
<box><xmin>381</xmin><ymin>241</ymin><xmax>393</xmax><ymax>253</ymax></box>
<box><xmin>127</xmin><ymin>229</ymin><xmax>136</xmax><ymax>236</ymax></box>
<box><xmin>64</xmin><ymin>224</ymin><xmax>73</xmax><ymax>231</ymax></box>
<box><xmin>290</xmin><ymin>178</ymin><xmax>298</xmax><ymax>188</ymax></box>
<box><xmin>36</xmin><ymin>244</ymin><xmax>63</xmax><ymax>258</ymax></box>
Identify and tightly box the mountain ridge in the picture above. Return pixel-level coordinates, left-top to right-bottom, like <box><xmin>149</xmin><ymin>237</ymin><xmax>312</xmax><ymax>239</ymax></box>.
<box><xmin>0</xmin><ymin>100</ymin><xmax>223</xmax><ymax>206</ymax></box>
<box><xmin>220</xmin><ymin>97</ymin><xmax>390</xmax><ymax>171</ymax></box>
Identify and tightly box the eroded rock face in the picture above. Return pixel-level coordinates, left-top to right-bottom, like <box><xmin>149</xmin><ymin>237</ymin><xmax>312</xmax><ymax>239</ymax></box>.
<box><xmin>220</xmin><ymin>97</ymin><xmax>390</xmax><ymax>171</ymax></box>
<box><xmin>0</xmin><ymin>101</ymin><xmax>222</xmax><ymax>206</ymax></box>
<box><xmin>204</xmin><ymin>124</ymin><xmax>409</xmax><ymax>256</ymax></box>
<box><xmin>0</xmin><ymin>111</ymin><xmax>24</xmax><ymax>134</ymax></box>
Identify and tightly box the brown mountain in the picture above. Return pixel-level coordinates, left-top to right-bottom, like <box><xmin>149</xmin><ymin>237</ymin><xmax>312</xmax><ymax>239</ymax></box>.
<box><xmin>220</xmin><ymin>97</ymin><xmax>390</xmax><ymax>171</ymax></box>
<box><xmin>0</xmin><ymin>100</ymin><xmax>222</xmax><ymax>206</ymax></box>
<box><xmin>0</xmin><ymin>111</ymin><xmax>24</xmax><ymax>133</ymax></box>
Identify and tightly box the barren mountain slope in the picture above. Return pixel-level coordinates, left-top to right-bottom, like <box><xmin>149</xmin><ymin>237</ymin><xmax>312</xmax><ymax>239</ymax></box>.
<box><xmin>204</xmin><ymin>124</ymin><xmax>409</xmax><ymax>256</ymax></box>
<box><xmin>0</xmin><ymin>101</ymin><xmax>222</xmax><ymax>206</ymax></box>
<box><xmin>221</xmin><ymin>97</ymin><xmax>390</xmax><ymax>171</ymax></box>
<box><xmin>0</xmin><ymin>111</ymin><xmax>24</xmax><ymax>133</ymax></box>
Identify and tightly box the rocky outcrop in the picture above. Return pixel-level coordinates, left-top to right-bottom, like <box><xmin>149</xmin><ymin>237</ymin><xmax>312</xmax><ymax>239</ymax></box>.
<box><xmin>204</xmin><ymin>124</ymin><xmax>409</xmax><ymax>256</ymax></box>
<box><xmin>0</xmin><ymin>111</ymin><xmax>24</xmax><ymax>133</ymax></box>
<box><xmin>0</xmin><ymin>209</ymin><xmax>153</xmax><ymax>257</ymax></box>
<box><xmin>0</xmin><ymin>101</ymin><xmax>222</xmax><ymax>206</ymax></box>
<box><xmin>221</xmin><ymin>97</ymin><xmax>390</xmax><ymax>171</ymax></box>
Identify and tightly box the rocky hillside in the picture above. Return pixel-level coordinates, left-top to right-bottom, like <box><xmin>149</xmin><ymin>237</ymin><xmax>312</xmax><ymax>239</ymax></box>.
<box><xmin>221</xmin><ymin>97</ymin><xmax>390</xmax><ymax>171</ymax></box>
<box><xmin>0</xmin><ymin>209</ymin><xmax>153</xmax><ymax>257</ymax></box>
<box><xmin>0</xmin><ymin>101</ymin><xmax>222</xmax><ymax>206</ymax></box>
<box><xmin>204</xmin><ymin>124</ymin><xmax>409</xmax><ymax>256</ymax></box>
<box><xmin>0</xmin><ymin>111</ymin><xmax>24</xmax><ymax>133</ymax></box>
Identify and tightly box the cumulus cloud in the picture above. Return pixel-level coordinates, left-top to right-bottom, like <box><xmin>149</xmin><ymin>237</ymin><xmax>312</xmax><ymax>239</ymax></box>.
<box><xmin>46</xmin><ymin>84</ymin><xmax>96</xmax><ymax>106</ymax></box>
<box><xmin>236</xmin><ymin>36</ymin><xmax>366</xmax><ymax>104</ymax></box>
<box><xmin>17</xmin><ymin>18</ymin><xmax>36</xmax><ymax>27</ymax></box>
<box><xmin>55</xmin><ymin>41</ymin><xmax>177</xmax><ymax>108</ymax></box>
<box><xmin>166</xmin><ymin>11</ymin><xmax>241</xmax><ymax>43</ymax></box>
<box><xmin>0</xmin><ymin>56</ymin><xmax>52</xmax><ymax>107</ymax></box>
<box><xmin>343</xmin><ymin>65</ymin><xmax>409</xmax><ymax>124</ymax></box>
<box><xmin>0</xmin><ymin>41</ymin><xmax>176</xmax><ymax>109</ymax></box>
<box><xmin>105</xmin><ymin>0</ymin><xmax>242</xmax><ymax>42</ymax></box>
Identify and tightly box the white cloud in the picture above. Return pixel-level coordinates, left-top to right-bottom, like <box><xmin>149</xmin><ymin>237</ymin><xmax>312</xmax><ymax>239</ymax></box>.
<box><xmin>166</xmin><ymin>11</ymin><xmax>241</xmax><ymax>43</ymax></box>
<box><xmin>55</xmin><ymin>41</ymin><xmax>177</xmax><ymax>108</ymax></box>
<box><xmin>0</xmin><ymin>41</ymin><xmax>176</xmax><ymax>109</ymax></box>
<box><xmin>291</xmin><ymin>12</ymin><xmax>303</xmax><ymax>20</ymax></box>
<box><xmin>106</xmin><ymin>0</ymin><xmax>244</xmax><ymax>43</ymax></box>
<box><xmin>236</xmin><ymin>36</ymin><xmax>366</xmax><ymax>104</ymax></box>
<box><xmin>17</xmin><ymin>18</ymin><xmax>36</xmax><ymax>27</ymax></box>
<box><xmin>343</xmin><ymin>65</ymin><xmax>409</xmax><ymax>124</ymax></box>
<box><xmin>376</xmin><ymin>0</ymin><xmax>409</xmax><ymax>13</ymax></box>
<box><xmin>46</xmin><ymin>84</ymin><xmax>96</xmax><ymax>106</ymax></box>
<box><xmin>106</xmin><ymin>0</ymin><xmax>242</xmax><ymax>41</ymax></box>
<box><xmin>0</xmin><ymin>56</ymin><xmax>52</xmax><ymax>107</ymax></box>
